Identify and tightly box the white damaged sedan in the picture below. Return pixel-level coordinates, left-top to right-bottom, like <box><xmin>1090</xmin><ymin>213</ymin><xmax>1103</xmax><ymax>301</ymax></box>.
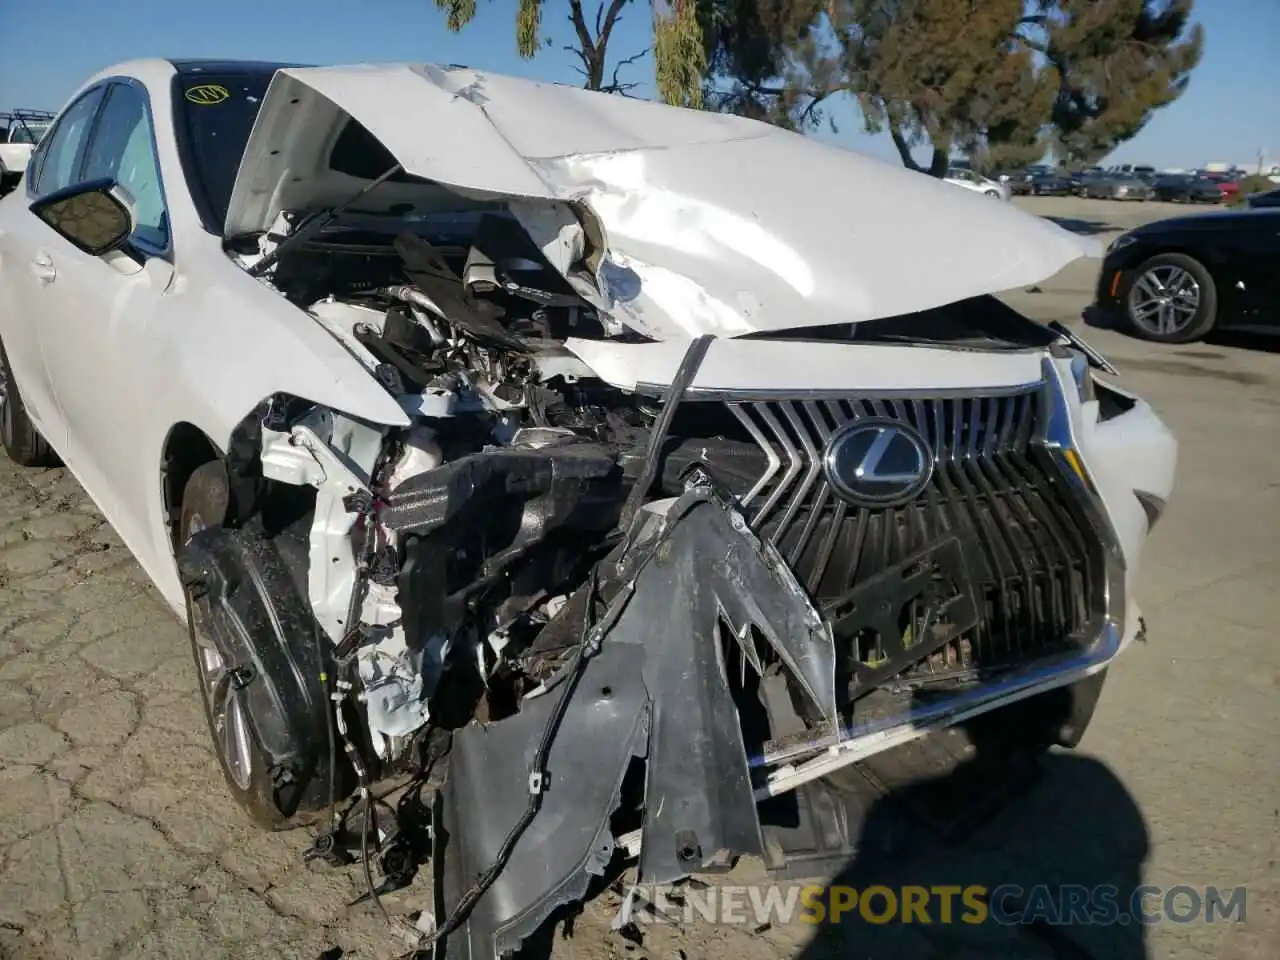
<box><xmin>0</xmin><ymin>59</ymin><xmax>1175</xmax><ymax>957</ymax></box>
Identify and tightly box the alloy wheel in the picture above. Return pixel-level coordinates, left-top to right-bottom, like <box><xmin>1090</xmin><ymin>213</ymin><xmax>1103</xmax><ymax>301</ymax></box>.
<box><xmin>186</xmin><ymin>516</ymin><xmax>255</xmax><ymax>791</ymax></box>
<box><xmin>1127</xmin><ymin>265</ymin><xmax>1201</xmax><ymax>338</ymax></box>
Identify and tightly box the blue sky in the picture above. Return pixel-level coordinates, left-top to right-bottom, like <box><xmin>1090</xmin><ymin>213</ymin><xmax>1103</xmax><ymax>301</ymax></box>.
<box><xmin>2</xmin><ymin>0</ymin><xmax>1276</xmax><ymax>169</ymax></box>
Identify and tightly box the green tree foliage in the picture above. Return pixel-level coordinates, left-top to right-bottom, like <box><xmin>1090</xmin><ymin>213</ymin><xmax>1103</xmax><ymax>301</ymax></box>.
<box><xmin>1039</xmin><ymin>0</ymin><xmax>1204</xmax><ymax>165</ymax></box>
<box><xmin>832</xmin><ymin>0</ymin><xmax>1056</xmax><ymax>175</ymax></box>
<box><xmin>431</xmin><ymin>2</ymin><xmax>1202</xmax><ymax>173</ymax></box>
<box><xmin>652</xmin><ymin>0</ymin><xmax>708</xmax><ymax>107</ymax></box>
<box><xmin>685</xmin><ymin>0</ymin><xmax>1203</xmax><ymax>173</ymax></box>
<box><xmin>434</xmin><ymin>0</ymin><xmax>543</xmax><ymax>58</ymax></box>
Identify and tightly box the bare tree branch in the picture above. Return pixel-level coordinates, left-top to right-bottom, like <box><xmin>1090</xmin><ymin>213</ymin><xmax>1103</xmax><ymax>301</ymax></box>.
<box><xmin>601</xmin><ymin>47</ymin><xmax>649</xmax><ymax>94</ymax></box>
<box><xmin>564</xmin><ymin>0</ymin><xmax>637</xmax><ymax>92</ymax></box>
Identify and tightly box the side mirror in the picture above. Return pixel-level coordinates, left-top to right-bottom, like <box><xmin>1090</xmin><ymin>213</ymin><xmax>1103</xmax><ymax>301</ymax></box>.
<box><xmin>29</xmin><ymin>178</ymin><xmax>136</xmax><ymax>257</ymax></box>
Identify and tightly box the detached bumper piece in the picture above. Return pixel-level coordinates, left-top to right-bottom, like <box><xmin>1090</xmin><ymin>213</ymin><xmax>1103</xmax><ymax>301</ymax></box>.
<box><xmin>432</xmin><ymin>489</ymin><xmax>838</xmax><ymax>959</ymax></box>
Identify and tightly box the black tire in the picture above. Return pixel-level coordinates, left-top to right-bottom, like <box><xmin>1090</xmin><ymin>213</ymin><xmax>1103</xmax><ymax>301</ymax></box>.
<box><xmin>0</xmin><ymin>337</ymin><xmax>60</xmax><ymax>467</ymax></box>
<box><xmin>177</xmin><ymin>461</ymin><xmax>337</xmax><ymax>830</ymax></box>
<box><xmin>1120</xmin><ymin>252</ymin><xmax>1218</xmax><ymax>344</ymax></box>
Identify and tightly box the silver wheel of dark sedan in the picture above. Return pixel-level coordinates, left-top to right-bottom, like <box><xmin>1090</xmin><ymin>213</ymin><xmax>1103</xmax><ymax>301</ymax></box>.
<box><xmin>1127</xmin><ymin>264</ymin><xmax>1201</xmax><ymax>337</ymax></box>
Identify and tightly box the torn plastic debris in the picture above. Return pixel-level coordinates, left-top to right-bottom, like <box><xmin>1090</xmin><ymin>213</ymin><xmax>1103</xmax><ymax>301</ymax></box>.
<box><xmin>431</xmin><ymin>486</ymin><xmax>838</xmax><ymax>959</ymax></box>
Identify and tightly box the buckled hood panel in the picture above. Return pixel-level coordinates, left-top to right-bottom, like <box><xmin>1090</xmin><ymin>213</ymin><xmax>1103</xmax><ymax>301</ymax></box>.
<box><xmin>226</xmin><ymin>63</ymin><xmax>1100</xmax><ymax>340</ymax></box>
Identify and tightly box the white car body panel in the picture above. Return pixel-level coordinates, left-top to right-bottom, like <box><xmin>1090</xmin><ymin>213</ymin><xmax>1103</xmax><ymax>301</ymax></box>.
<box><xmin>226</xmin><ymin>64</ymin><xmax>1097</xmax><ymax>340</ymax></box>
<box><xmin>0</xmin><ymin>59</ymin><xmax>410</xmax><ymax>615</ymax></box>
<box><xmin>0</xmin><ymin>143</ymin><xmax>33</xmax><ymax>174</ymax></box>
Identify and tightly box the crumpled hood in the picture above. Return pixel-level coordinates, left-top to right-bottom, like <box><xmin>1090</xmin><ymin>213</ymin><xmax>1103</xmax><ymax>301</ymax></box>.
<box><xmin>227</xmin><ymin>63</ymin><xmax>1100</xmax><ymax>339</ymax></box>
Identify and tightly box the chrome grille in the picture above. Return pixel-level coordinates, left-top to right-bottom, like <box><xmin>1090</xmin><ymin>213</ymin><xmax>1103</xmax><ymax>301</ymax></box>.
<box><xmin>728</xmin><ymin>390</ymin><xmax>1101</xmax><ymax>682</ymax></box>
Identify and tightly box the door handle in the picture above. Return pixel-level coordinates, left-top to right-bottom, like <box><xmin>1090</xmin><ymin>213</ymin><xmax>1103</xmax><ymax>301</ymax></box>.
<box><xmin>30</xmin><ymin>253</ymin><xmax>55</xmax><ymax>284</ymax></box>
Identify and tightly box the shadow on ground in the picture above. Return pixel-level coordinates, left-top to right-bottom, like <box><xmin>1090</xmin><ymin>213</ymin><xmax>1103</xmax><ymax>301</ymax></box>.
<box><xmin>792</xmin><ymin>744</ymin><xmax>1151</xmax><ymax>960</ymax></box>
<box><xmin>1044</xmin><ymin>216</ymin><xmax>1113</xmax><ymax>236</ymax></box>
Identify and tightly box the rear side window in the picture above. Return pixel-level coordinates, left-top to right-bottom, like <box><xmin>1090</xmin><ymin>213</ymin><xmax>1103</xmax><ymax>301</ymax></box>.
<box><xmin>32</xmin><ymin>87</ymin><xmax>105</xmax><ymax>195</ymax></box>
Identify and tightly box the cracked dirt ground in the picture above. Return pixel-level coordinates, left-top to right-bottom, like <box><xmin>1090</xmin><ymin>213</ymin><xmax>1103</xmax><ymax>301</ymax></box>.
<box><xmin>1</xmin><ymin>198</ymin><xmax>1277</xmax><ymax>960</ymax></box>
<box><xmin>0</xmin><ymin>461</ymin><xmax>443</xmax><ymax>960</ymax></box>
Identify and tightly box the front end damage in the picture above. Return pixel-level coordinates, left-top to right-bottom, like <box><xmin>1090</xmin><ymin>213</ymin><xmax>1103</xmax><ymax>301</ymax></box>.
<box><xmin>188</xmin><ymin>327</ymin><xmax>1144</xmax><ymax>958</ymax></box>
<box><xmin>175</xmin><ymin>62</ymin><xmax>1176</xmax><ymax>958</ymax></box>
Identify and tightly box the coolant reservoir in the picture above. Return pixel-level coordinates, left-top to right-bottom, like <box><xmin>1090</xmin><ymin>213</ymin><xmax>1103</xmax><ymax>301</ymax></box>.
<box><xmin>386</xmin><ymin>427</ymin><xmax>443</xmax><ymax>491</ymax></box>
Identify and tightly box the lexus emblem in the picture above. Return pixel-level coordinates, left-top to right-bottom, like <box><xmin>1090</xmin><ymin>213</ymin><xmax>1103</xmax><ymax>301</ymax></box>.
<box><xmin>823</xmin><ymin>419</ymin><xmax>933</xmax><ymax>507</ymax></box>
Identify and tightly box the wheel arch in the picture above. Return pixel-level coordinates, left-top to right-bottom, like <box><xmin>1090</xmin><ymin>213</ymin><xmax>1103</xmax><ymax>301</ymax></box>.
<box><xmin>160</xmin><ymin>421</ymin><xmax>224</xmax><ymax>552</ymax></box>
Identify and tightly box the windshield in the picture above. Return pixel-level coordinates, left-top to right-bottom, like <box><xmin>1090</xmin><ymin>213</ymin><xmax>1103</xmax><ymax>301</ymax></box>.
<box><xmin>172</xmin><ymin>70</ymin><xmax>274</xmax><ymax>234</ymax></box>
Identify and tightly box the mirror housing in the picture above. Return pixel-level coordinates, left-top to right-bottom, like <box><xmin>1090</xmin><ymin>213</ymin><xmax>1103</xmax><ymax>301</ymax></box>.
<box><xmin>29</xmin><ymin>178</ymin><xmax>136</xmax><ymax>257</ymax></box>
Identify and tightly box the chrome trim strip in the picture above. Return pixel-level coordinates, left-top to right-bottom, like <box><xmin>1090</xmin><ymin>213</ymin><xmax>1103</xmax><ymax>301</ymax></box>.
<box><xmin>728</xmin><ymin>403</ymin><xmax>779</xmax><ymax>507</ymax></box>
<box><xmin>756</xmin><ymin>622</ymin><xmax>1120</xmax><ymax>796</ymax></box>
<box><xmin>632</xmin><ymin>382</ymin><xmax>1047</xmax><ymax>402</ymax></box>
<box><xmin>750</xmin><ymin>403</ymin><xmax>802</xmax><ymax>529</ymax></box>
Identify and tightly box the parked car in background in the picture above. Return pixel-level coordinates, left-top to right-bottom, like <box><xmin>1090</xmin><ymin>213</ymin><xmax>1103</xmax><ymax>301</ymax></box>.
<box><xmin>943</xmin><ymin>166</ymin><xmax>1011</xmax><ymax>199</ymax></box>
<box><xmin>1000</xmin><ymin>164</ymin><xmax>1048</xmax><ymax>195</ymax></box>
<box><xmin>1094</xmin><ymin>209</ymin><xmax>1280</xmax><ymax>342</ymax></box>
<box><xmin>1067</xmin><ymin>168</ymin><xmax>1108</xmax><ymax>195</ymax></box>
<box><xmin>1111</xmin><ymin>164</ymin><xmax>1157</xmax><ymax>180</ymax></box>
<box><xmin>1245</xmin><ymin>187</ymin><xmax>1280</xmax><ymax>209</ymax></box>
<box><xmin>1081</xmin><ymin>173</ymin><xmax>1154</xmax><ymax>201</ymax></box>
<box><xmin>1196</xmin><ymin>170</ymin><xmax>1242</xmax><ymax>201</ymax></box>
<box><xmin>1007</xmin><ymin>176</ymin><xmax>1035</xmax><ymax>196</ymax></box>
<box><xmin>1151</xmin><ymin>174</ymin><xmax>1223</xmax><ymax>204</ymax></box>
<box><xmin>0</xmin><ymin>110</ymin><xmax>55</xmax><ymax>193</ymax></box>
<box><xmin>1029</xmin><ymin>172</ymin><xmax>1073</xmax><ymax>196</ymax></box>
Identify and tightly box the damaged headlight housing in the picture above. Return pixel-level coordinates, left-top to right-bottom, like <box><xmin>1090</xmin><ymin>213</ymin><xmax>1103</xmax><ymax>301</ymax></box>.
<box><xmin>1107</xmin><ymin>233</ymin><xmax>1137</xmax><ymax>254</ymax></box>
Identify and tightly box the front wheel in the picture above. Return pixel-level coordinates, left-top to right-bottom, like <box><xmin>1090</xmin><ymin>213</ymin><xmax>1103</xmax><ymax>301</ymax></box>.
<box><xmin>984</xmin><ymin>189</ymin><xmax>1001</xmax><ymax>199</ymax></box>
<box><xmin>177</xmin><ymin>462</ymin><xmax>342</xmax><ymax>830</ymax></box>
<box><xmin>1121</xmin><ymin>252</ymin><xmax>1217</xmax><ymax>343</ymax></box>
<box><xmin>0</xmin><ymin>337</ymin><xmax>59</xmax><ymax>467</ymax></box>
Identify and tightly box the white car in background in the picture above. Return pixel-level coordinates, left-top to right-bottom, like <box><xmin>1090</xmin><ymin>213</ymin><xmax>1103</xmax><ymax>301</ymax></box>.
<box><xmin>945</xmin><ymin>166</ymin><xmax>1012</xmax><ymax>200</ymax></box>
<box><xmin>0</xmin><ymin>58</ymin><xmax>1175</xmax><ymax>959</ymax></box>
<box><xmin>0</xmin><ymin>110</ymin><xmax>54</xmax><ymax>193</ymax></box>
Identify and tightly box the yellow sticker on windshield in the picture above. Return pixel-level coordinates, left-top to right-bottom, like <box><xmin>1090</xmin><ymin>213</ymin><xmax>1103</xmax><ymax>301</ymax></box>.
<box><xmin>185</xmin><ymin>84</ymin><xmax>230</xmax><ymax>105</ymax></box>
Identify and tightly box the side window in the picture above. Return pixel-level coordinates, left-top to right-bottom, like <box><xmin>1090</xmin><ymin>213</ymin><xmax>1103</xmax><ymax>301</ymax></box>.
<box><xmin>81</xmin><ymin>84</ymin><xmax>169</xmax><ymax>251</ymax></box>
<box><xmin>32</xmin><ymin>88</ymin><xmax>105</xmax><ymax>195</ymax></box>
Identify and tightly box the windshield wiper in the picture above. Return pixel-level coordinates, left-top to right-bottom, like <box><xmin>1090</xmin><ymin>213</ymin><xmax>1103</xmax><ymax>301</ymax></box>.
<box><xmin>246</xmin><ymin>163</ymin><xmax>403</xmax><ymax>278</ymax></box>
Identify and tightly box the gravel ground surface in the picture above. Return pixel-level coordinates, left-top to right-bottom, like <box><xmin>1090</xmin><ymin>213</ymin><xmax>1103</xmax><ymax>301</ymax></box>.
<box><xmin>0</xmin><ymin>195</ymin><xmax>1276</xmax><ymax>960</ymax></box>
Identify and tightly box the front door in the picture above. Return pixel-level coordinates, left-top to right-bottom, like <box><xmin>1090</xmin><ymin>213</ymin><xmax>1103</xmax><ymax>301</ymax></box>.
<box><xmin>32</xmin><ymin>79</ymin><xmax>175</xmax><ymax>548</ymax></box>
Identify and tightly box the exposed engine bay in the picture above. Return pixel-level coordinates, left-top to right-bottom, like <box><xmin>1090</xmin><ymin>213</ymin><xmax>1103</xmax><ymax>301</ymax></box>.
<box><xmin>176</xmin><ymin>194</ymin><xmax>1129</xmax><ymax>958</ymax></box>
<box><xmin>233</xmin><ymin>206</ymin><xmax>790</xmax><ymax>759</ymax></box>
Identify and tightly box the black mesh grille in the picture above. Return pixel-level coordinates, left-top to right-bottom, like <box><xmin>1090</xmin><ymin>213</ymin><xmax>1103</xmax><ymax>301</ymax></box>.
<box><xmin>729</xmin><ymin>391</ymin><xmax>1102</xmax><ymax>686</ymax></box>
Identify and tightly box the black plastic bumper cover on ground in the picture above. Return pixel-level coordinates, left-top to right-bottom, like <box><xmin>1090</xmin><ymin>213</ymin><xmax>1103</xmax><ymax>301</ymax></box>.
<box><xmin>432</xmin><ymin>489</ymin><xmax>839</xmax><ymax>959</ymax></box>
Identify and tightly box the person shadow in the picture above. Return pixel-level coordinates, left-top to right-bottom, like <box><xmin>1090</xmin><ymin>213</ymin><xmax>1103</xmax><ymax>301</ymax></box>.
<box><xmin>779</xmin><ymin>700</ymin><xmax>1151</xmax><ymax>960</ymax></box>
